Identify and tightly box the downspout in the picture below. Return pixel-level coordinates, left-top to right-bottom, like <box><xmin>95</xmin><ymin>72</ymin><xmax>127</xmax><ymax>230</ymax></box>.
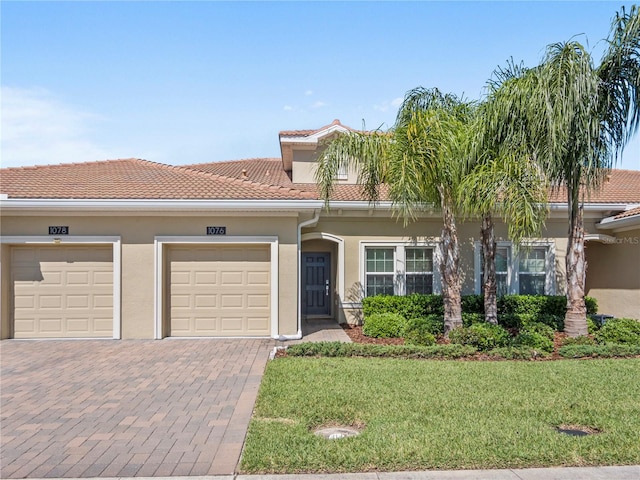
<box><xmin>287</xmin><ymin>210</ymin><xmax>320</xmax><ymax>340</ymax></box>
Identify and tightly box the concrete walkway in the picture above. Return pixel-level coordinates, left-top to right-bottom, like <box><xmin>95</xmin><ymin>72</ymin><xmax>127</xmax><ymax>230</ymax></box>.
<box><xmin>15</xmin><ymin>465</ymin><xmax>640</xmax><ymax>479</ymax></box>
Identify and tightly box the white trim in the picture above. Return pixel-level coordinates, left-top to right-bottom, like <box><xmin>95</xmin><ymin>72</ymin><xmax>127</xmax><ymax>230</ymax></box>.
<box><xmin>473</xmin><ymin>240</ymin><xmax>555</xmax><ymax>295</ymax></box>
<box><xmin>0</xmin><ymin>198</ymin><xmax>323</xmax><ymax>212</ymax></box>
<box><xmin>473</xmin><ymin>241</ymin><xmax>513</xmax><ymax>295</ymax></box>
<box><xmin>359</xmin><ymin>240</ymin><xmax>440</xmax><ymax>296</ymax></box>
<box><xmin>0</xmin><ymin>235</ymin><xmax>122</xmax><ymax>339</ymax></box>
<box><xmin>585</xmin><ymin>233</ymin><xmax>617</xmax><ymax>244</ymax></box>
<box><xmin>154</xmin><ymin>235</ymin><xmax>279</xmax><ymax>340</ymax></box>
<box><xmin>300</xmin><ymin>232</ymin><xmax>345</xmax><ymax>301</ymax></box>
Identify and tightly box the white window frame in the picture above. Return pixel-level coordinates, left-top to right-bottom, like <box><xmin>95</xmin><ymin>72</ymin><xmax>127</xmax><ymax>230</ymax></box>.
<box><xmin>474</xmin><ymin>240</ymin><xmax>555</xmax><ymax>295</ymax></box>
<box><xmin>360</xmin><ymin>241</ymin><xmax>441</xmax><ymax>296</ymax></box>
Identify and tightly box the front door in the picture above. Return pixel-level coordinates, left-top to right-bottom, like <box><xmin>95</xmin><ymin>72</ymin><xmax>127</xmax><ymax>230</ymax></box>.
<box><xmin>302</xmin><ymin>253</ymin><xmax>331</xmax><ymax>316</ymax></box>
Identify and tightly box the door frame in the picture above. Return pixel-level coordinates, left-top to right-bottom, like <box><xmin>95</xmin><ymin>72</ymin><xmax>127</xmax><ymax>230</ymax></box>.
<box><xmin>302</xmin><ymin>252</ymin><xmax>332</xmax><ymax>317</ymax></box>
<box><xmin>154</xmin><ymin>236</ymin><xmax>279</xmax><ymax>339</ymax></box>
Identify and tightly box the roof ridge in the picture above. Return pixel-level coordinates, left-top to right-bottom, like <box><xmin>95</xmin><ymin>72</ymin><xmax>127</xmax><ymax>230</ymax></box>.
<box><xmin>0</xmin><ymin>158</ymin><xmax>145</xmax><ymax>171</ymax></box>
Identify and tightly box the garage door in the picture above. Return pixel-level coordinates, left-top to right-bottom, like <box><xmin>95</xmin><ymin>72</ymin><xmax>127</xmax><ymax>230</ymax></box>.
<box><xmin>11</xmin><ymin>246</ymin><xmax>113</xmax><ymax>339</ymax></box>
<box><xmin>168</xmin><ymin>245</ymin><xmax>271</xmax><ymax>336</ymax></box>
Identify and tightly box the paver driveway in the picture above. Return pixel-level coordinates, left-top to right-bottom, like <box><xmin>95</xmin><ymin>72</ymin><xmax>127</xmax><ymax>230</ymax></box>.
<box><xmin>0</xmin><ymin>338</ymin><xmax>272</xmax><ymax>478</ymax></box>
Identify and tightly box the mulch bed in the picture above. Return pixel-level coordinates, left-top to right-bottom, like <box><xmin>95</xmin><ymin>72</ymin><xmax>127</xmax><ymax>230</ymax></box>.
<box><xmin>341</xmin><ymin>324</ymin><xmax>570</xmax><ymax>360</ymax></box>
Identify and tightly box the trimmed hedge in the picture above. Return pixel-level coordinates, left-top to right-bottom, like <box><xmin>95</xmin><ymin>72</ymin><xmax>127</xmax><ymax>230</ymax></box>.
<box><xmin>286</xmin><ymin>341</ymin><xmax>477</xmax><ymax>359</ymax></box>
<box><xmin>362</xmin><ymin>294</ymin><xmax>598</xmax><ymax>332</ymax></box>
<box><xmin>559</xmin><ymin>343</ymin><xmax>640</xmax><ymax>358</ymax></box>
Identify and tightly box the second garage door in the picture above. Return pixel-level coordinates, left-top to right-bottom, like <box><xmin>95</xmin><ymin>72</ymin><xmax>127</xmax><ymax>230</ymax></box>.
<box><xmin>168</xmin><ymin>244</ymin><xmax>271</xmax><ymax>337</ymax></box>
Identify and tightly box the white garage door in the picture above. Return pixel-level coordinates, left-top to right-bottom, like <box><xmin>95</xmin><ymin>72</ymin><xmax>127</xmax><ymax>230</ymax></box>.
<box><xmin>168</xmin><ymin>245</ymin><xmax>271</xmax><ymax>337</ymax></box>
<box><xmin>11</xmin><ymin>246</ymin><xmax>114</xmax><ymax>339</ymax></box>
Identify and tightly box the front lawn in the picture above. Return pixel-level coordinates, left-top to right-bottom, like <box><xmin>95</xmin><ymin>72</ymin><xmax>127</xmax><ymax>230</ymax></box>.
<box><xmin>240</xmin><ymin>357</ymin><xmax>640</xmax><ymax>473</ymax></box>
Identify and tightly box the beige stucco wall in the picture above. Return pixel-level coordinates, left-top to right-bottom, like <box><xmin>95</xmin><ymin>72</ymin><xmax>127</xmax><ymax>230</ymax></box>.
<box><xmin>291</xmin><ymin>148</ymin><xmax>359</xmax><ymax>184</ymax></box>
<box><xmin>303</xmin><ymin>212</ymin><xmax>575</xmax><ymax>323</ymax></box>
<box><xmin>586</xmin><ymin>228</ymin><xmax>640</xmax><ymax>319</ymax></box>
<box><xmin>0</xmin><ymin>213</ymin><xmax>299</xmax><ymax>339</ymax></box>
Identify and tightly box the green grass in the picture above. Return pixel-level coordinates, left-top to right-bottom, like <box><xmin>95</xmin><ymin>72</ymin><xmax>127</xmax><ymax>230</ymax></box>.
<box><xmin>240</xmin><ymin>358</ymin><xmax>640</xmax><ymax>473</ymax></box>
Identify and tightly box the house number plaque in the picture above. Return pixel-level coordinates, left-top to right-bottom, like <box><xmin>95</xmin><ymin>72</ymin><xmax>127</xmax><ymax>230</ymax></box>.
<box><xmin>206</xmin><ymin>226</ymin><xmax>227</xmax><ymax>235</ymax></box>
<box><xmin>48</xmin><ymin>226</ymin><xmax>69</xmax><ymax>235</ymax></box>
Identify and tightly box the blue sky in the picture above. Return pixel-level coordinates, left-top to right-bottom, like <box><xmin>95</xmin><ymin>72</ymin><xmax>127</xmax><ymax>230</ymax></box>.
<box><xmin>2</xmin><ymin>1</ymin><xmax>639</xmax><ymax>170</ymax></box>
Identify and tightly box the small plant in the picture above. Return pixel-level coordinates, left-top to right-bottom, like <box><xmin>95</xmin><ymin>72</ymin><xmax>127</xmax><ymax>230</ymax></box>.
<box><xmin>285</xmin><ymin>341</ymin><xmax>477</xmax><ymax>359</ymax></box>
<box><xmin>562</xmin><ymin>335</ymin><xmax>596</xmax><ymax>346</ymax></box>
<box><xmin>486</xmin><ymin>346</ymin><xmax>550</xmax><ymax>360</ymax></box>
<box><xmin>513</xmin><ymin>332</ymin><xmax>553</xmax><ymax>353</ymax></box>
<box><xmin>595</xmin><ymin>318</ymin><xmax>640</xmax><ymax>345</ymax></box>
<box><xmin>520</xmin><ymin>322</ymin><xmax>555</xmax><ymax>340</ymax></box>
<box><xmin>462</xmin><ymin>312</ymin><xmax>486</xmax><ymax>327</ymax></box>
<box><xmin>362</xmin><ymin>312</ymin><xmax>407</xmax><ymax>338</ymax></box>
<box><xmin>449</xmin><ymin>323</ymin><xmax>511</xmax><ymax>351</ymax></box>
<box><xmin>404</xmin><ymin>317</ymin><xmax>439</xmax><ymax>346</ymax></box>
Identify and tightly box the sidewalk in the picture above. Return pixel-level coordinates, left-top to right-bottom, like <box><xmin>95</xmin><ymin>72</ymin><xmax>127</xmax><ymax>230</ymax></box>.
<box><xmin>18</xmin><ymin>465</ymin><xmax>640</xmax><ymax>480</ymax></box>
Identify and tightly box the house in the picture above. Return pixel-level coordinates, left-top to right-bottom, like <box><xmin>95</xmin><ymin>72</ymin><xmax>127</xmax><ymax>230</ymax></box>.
<box><xmin>1</xmin><ymin>120</ymin><xmax>639</xmax><ymax>340</ymax></box>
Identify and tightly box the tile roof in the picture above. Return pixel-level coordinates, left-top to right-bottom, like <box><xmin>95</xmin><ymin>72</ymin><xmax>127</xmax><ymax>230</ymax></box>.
<box><xmin>547</xmin><ymin>169</ymin><xmax>640</xmax><ymax>204</ymax></box>
<box><xmin>183</xmin><ymin>158</ymin><xmax>293</xmax><ymax>187</ymax></box>
<box><xmin>279</xmin><ymin>119</ymin><xmax>356</xmax><ymax>138</ymax></box>
<box><xmin>613</xmin><ymin>206</ymin><xmax>640</xmax><ymax>219</ymax></box>
<box><xmin>0</xmin><ymin>158</ymin><xmax>315</xmax><ymax>200</ymax></box>
<box><xmin>1</xmin><ymin>156</ymin><xmax>638</xmax><ymax>205</ymax></box>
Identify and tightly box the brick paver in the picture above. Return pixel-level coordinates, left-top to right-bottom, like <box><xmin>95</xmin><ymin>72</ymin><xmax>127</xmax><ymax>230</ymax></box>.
<box><xmin>0</xmin><ymin>338</ymin><xmax>272</xmax><ymax>478</ymax></box>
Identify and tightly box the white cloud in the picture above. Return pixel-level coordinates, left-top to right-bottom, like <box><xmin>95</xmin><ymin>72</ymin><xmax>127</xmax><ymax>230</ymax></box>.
<box><xmin>283</xmin><ymin>105</ymin><xmax>294</xmax><ymax>111</ymax></box>
<box><xmin>305</xmin><ymin>90</ymin><xmax>313</xmax><ymax>96</ymax></box>
<box><xmin>1</xmin><ymin>86</ymin><xmax>110</xmax><ymax>168</ymax></box>
<box><xmin>311</xmin><ymin>101</ymin><xmax>327</xmax><ymax>108</ymax></box>
<box><xmin>373</xmin><ymin>97</ymin><xmax>403</xmax><ymax>113</ymax></box>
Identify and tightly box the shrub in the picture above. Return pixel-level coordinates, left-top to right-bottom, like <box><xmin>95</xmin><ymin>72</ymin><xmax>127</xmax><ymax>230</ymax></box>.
<box><xmin>449</xmin><ymin>323</ymin><xmax>511</xmax><ymax>351</ymax></box>
<box><xmin>498</xmin><ymin>312</ymin><xmax>563</xmax><ymax>331</ymax></box>
<box><xmin>595</xmin><ymin>318</ymin><xmax>640</xmax><ymax>345</ymax></box>
<box><xmin>562</xmin><ymin>335</ymin><xmax>596</xmax><ymax>346</ymax></box>
<box><xmin>462</xmin><ymin>313</ymin><xmax>486</xmax><ymax>327</ymax></box>
<box><xmin>520</xmin><ymin>322</ymin><xmax>555</xmax><ymax>340</ymax></box>
<box><xmin>486</xmin><ymin>346</ymin><xmax>550</xmax><ymax>360</ymax></box>
<box><xmin>285</xmin><ymin>342</ymin><xmax>477</xmax><ymax>359</ymax></box>
<box><xmin>513</xmin><ymin>332</ymin><xmax>553</xmax><ymax>353</ymax></box>
<box><xmin>587</xmin><ymin>316</ymin><xmax>600</xmax><ymax>334</ymax></box>
<box><xmin>558</xmin><ymin>343</ymin><xmax>640</xmax><ymax>358</ymax></box>
<box><xmin>461</xmin><ymin>294</ymin><xmax>484</xmax><ymax>314</ymax></box>
<box><xmin>404</xmin><ymin>316</ymin><xmax>443</xmax><ymax>346</ymax></box>
<box><xmin>362</xmin><ymin>312</ymin><xmax>407</xmax><ymax>338</ymax></box>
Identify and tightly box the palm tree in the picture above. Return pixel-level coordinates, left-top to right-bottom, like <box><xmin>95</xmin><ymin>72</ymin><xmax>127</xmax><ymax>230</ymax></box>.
<box><xmin>482</xmin><ymin>6</ymin><xmax>640</xmax><ymax>336</ymax></box>
<box><xmin>316</xmin><ymin>87</ymin><xmax>473</xmax><ymax>335</ymax></box>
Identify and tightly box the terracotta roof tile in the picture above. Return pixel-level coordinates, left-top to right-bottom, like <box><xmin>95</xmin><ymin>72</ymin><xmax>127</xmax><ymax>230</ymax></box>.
<box><xmin>0</xmin><ymin>158</ymin><xmax>315</xmax><ymax>200</ymax></box>
<box><xmin>279</xmin><ymin>119</ymin><xmax>355</xmax><ymax>138</ymax></box>
<box><xmin>184</xmin><ymin>158</ymin><xmax>292</xmax><ymax>187</ymax></box>
<box><xmin>614</xmin><ymin>206</ymin><xmax>640</xmax><ymax>219</ymax></box>
<box><xmin>547</xmin><ymin>170</ymin><xmax>640</xmax><ymax>204</ymax></box>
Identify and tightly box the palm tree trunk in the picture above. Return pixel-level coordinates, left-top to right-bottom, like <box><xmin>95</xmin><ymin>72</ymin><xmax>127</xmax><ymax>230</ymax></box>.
<box><xmin>440</xmin><ymin>202</ymin><xmax>463</xmax><ymax>335</ymax></box>
<box><xmin>481</xmin><ymin>214</ymin><xmax>498</xmax><ymax>324</ymax></box>
<box><xmin>565</xmin><ymin>201</ymin><xmax>588</xmax><ymax>337</ymax></box>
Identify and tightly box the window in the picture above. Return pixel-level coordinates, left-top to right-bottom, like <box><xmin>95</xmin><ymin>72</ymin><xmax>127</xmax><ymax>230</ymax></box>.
<box><xmin>405</xmin><ymin>248</ymin><xmax>433</xmax><ymax>294</ymax></box>
<box><xmin>479</xmin><ymin>246</ymin><xmax>510</xmax><ymax>296</ymax></box>
<box><xmin>518</xmin><ymin>247</ymin><xmax>547</xmax><ymax>295</ymax></box>
<box><xmin>337</xmin><ymin>163</ymin><xmax>348</xmax><ymax>180</ymax></box>
<box><xmin>365</xmin><ymin>248</ymin><xmax>394</xmax><ymax>296</ymax></box>
<box><xmin>364</xmin><ymin>244</ymin><xmax>436</xmax><ymax>296</ymax></box>
<box><xmin>475</xmin><ymin>241</ymin><xmax>554</xmax><ymax>295</ymax></box>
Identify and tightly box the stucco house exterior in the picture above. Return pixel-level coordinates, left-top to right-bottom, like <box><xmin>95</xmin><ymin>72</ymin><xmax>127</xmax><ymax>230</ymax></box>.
<box><xmin>1</xmin><ymin>120</ymin><xmax>639</xmax><ymax>340</ymax></box>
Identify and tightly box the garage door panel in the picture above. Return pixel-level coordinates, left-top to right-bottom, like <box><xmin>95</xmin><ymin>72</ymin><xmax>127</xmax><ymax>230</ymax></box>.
<box><xmin>168</xmin><ymin>244</ymin><xmax>271</xmax><ymax>337</ymax></box>
<box><xmin>11</xmin><ymin>246</ymin><xmax>114</xmax><ymax>339</ymax></box>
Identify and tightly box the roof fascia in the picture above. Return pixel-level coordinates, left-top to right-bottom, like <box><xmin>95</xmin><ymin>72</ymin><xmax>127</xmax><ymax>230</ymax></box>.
<box><xmin>280</xmin><ymin>124</ymin><xmax>351</xmax><ymax>145</ymax></box>
<box><xmin>0</xmin><ymin>198</ymin><xmax>323</xmax><ymax>213</ymax></box>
